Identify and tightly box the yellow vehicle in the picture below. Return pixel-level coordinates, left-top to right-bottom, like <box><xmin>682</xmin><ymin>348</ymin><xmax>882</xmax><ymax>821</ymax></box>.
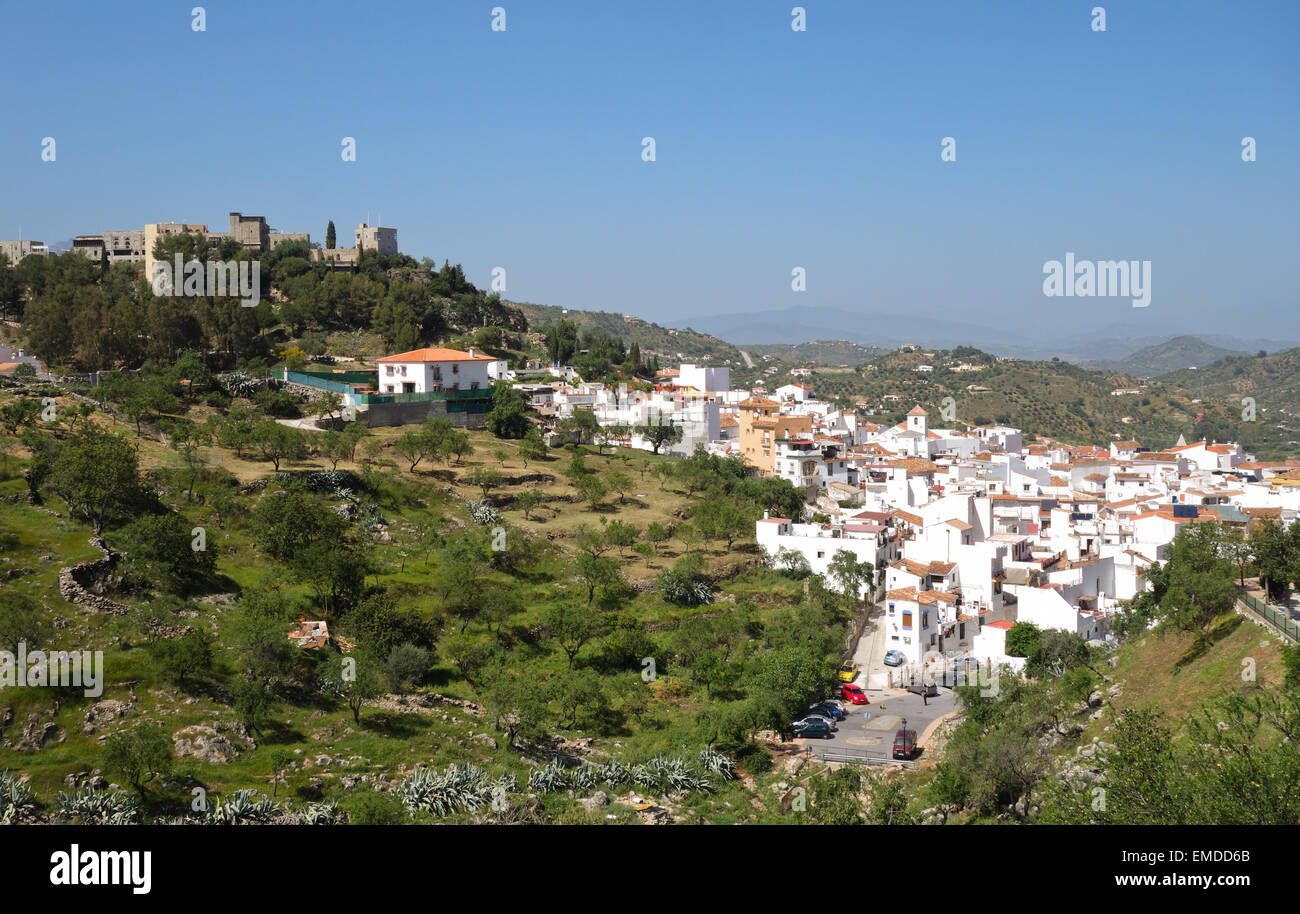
<box><xmin>837</xmin><ymin>660</ymin><xmax>861</xmax><ymax>683</ymax></box>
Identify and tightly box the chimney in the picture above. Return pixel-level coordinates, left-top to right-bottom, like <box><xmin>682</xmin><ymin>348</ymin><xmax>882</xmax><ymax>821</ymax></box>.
<box><xmin>468</xmin><ymin>348</ymin><xmax>476</xmax><ymax>358</ymax></box>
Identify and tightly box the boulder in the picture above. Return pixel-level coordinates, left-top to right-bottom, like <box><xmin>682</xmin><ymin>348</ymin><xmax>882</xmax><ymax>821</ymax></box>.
<box><xmin>172</xmin><ymin>723</ymin><xmax>254</xmax><ymax>764</ymax></box>
<box><xmin>578</xmin><ymin>791</ymin><xmax>609</xmax><ymax>812</ymax></box>
<box><xmin>82</xmin><ymin>699</ymin><xmax>132</xmax><ymax>734</ymax></box>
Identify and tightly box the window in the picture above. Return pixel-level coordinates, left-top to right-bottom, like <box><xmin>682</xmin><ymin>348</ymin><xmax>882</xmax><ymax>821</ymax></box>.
<box><xmin>902</xmin><ymin>611</ymin><xmax>912</xmax><ymax>629</ymax></box>
<box><xmin>922</xmin><ymin>610</ymin><xmax>929</xmax><ymax>629</ymax></box>
<box><xmin>816</xmin><ymin>551</ymin><xmax>824</xmax><ymax>559</ymax></box>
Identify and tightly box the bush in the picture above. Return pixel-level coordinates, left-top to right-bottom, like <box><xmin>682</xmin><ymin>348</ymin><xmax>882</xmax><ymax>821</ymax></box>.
<box><xmin>734</xmin><ymin>741</ymin><xmax>773</xmax><ymax>774</ymax></box>
<box><xmin>253</xmin><ymin>388</ymin><xmax>301</xmax><ymax>418</ymax></box>
<box><xmin>386</xmin><ymin>642</ymin><xmax>432</xmax><ymax>691</ymax></box>
<box><xmin>346</xmin><ymin>787</ymin><xmax>406</xmax><ymax>825</ymax></box>
<box><xmin>657</xmin><ymin>554</ymin><xmax>713</xmax><ymax>606</ymax></box>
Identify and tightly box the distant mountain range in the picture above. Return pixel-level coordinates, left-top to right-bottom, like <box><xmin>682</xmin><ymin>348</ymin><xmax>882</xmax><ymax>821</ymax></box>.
<box><xmin>667</xmin><ymin>306</ymin><xmax>1296</xmax><ymax>366</ymax></box>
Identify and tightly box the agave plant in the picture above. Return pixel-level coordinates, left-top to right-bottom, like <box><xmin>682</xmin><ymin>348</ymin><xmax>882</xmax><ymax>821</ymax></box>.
<box><xmin>57</xmin><ymin>788</ymin><xmax>139</xmax><ymax>825</ymax></box>
<box><xmin>528</xmin><ymin>760</ymin><xmax>569</xmax><ymax>794</ymax></box>
<box><xmin>218</xmin><ymin>372</ymin><xmax>262</xmax><ymax>398</ymax></box>
<box><xmin>207</xmin><ymin>789</ymin><xmax>277</xmax><ymax>825</ymax></box>
<box><xmin>630</xmin><ymin>764</ymin><xmax>658</xmax><ymax>789</ymax></box>
<box><xmin>0</xmin><ymin>771</ymin><xmax>35</xmax><ymax>824</ymax></box>
<box><xmin>466</xmin><ymin>501</ymin><xmax>501</xmax><ymax>526</ymax></box>
<box><xmin>698</xmin><ymin>747</ymin><xmax>737</xmax><ymax>781</ymax></box>
<box><xmin>398</xmin><ymin>763</ymin><xmax>498</xmax><ymax>816</ymax></box>
<box><xmin>300</xmin><ymin>800</ymin><xmax>342</xmax><ymax>825</ymax></box>
<box><xmin>598</xmin><ymin>761</ymin><xmax>630</xmax><ymax>786</ymax></box>
<box><xmin>568</xmin><ymin>764</ymin><xmax>599</xmax><ymax>791</ymax></box>
<box><xmin>397</xmin><ymin>768</ymin><xmax>438</xmax><ymax>815</ymax></box>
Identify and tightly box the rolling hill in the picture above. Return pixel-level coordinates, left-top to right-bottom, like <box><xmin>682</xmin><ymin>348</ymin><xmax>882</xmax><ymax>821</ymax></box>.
<box><xmin>507</xmin><ymin>301</ymin><xmax>1297</xmax><ymax>457</ymax></box>
<box><xmin>1081</xmin><ymin>336</ymin><xmax>1248</xmax><ymax>376</ymax></box>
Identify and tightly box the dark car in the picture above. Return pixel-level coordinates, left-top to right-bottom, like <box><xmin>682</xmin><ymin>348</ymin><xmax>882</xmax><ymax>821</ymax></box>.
<box><xmin>795</xmin><ymin>712</ymin><xmax>838</xmax><ymax>730</ymax></box>
<box><xmin>811</xmin><ymin>701</ymin><xmax>846</xmax><ymax>721</ymax></box>
<box><xmin>793</xmin><ymin>718</ymin><xmax>833</xmax><ymax>739</ymax></box>
<box><xmin>892</xmin><ymin>729</ymin><xmax>918</xmax><ymax>760</ymax></box>
<box><xmin>906</xmin><ymin>679</ymin><xmax>939</xmax><ymax>698</ymax></box>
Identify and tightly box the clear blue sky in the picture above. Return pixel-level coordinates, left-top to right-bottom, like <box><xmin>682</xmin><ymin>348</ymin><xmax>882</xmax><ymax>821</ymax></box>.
<box><xmin>4</xmin><ymin>0</ymin><xmax>1297</xmax><ymax>338</ymax></box>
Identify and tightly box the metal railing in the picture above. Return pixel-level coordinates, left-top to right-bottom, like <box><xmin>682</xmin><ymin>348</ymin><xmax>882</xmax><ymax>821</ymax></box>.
<box><xmin>1238</xmin><ymin>594</ymin><xmax>1299</xmax><ymax>644</ymax></box>
<box><xmin>813</xmin><ymin>745</ymin><xmax>918</xmax><ymax>767</ymax></box>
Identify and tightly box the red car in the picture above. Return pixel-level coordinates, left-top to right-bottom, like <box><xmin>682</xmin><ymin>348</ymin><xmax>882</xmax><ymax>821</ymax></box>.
<box><xmin>839</xmin><ymin>683</ymin><xmax>869</xmax><ymax>705</ymax></box>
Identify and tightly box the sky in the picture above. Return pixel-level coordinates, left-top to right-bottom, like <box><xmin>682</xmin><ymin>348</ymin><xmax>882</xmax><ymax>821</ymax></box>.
<box><xmin>3</xmin><ymin>0</ymin><xmax>1298</xmax><ymax>339</ymax></box>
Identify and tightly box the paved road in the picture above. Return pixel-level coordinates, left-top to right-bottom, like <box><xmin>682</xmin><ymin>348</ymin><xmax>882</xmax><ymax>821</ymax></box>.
<box><xmin>851</xmin><ymin>601</ymin><xmax>892</xmax><ymax>692</ymax></box>
<box><xmin>800</xmin><ymin>685</ymin><xmax>960</xmax><ymax>763</ymax></box>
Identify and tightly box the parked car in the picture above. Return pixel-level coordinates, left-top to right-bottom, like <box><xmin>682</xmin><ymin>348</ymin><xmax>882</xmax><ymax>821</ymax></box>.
<box><xmin>892</xmin><ymin>729</ymin><xmax>918</xmax><ymax>760</ymax></box>
<box><xmin>792</xmin><ymin>718</ymin><xmax>833</xmax><ymax>738</ymax></box>
<box><xmin>906</xmin><ymin>679</ymin><xmax>938</xmax><ymax>698</ymax></box>
<box><xmin>837</xmin><ymin>660</ymin><xmax>861</xmax><ymax>682</ymax></box>
<box><xmin>795</xmin><ymin>712</ymin><xmax>837</xmax><ymax>733</ymax></box>
<box><xmin>811</xmin><ymin>701</ymin><xmax>846</xmax><ymax>721</ymax></box>
<box><xmin>839</xmin><ymin>683</ymin><xmax>869</xmax><ymax>705</ymax></box>
<box><xmin>883</xmin><ymin>650</ymin><xmax>906</xmax><ymax>667</ymax></box>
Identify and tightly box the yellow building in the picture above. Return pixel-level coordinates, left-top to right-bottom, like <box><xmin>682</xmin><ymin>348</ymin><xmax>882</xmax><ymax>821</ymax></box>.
<box><xmin>737</xmin><ymin>397</ymin><xmax>812</xmax><ymax>476</ymax></box>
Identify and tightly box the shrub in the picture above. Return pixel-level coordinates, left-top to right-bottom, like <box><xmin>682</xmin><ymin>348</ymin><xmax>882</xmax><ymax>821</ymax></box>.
<box><xmin>733</xmin><ymin>741</ymin><xmax>773</xmax><ymax>774</ymax></box>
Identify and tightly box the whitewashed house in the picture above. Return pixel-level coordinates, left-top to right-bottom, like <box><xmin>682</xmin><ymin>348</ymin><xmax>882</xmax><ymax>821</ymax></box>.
<box><xmin>376</xmin><ymin>347</ymin><xmax>496</xmax><ymax>393</ymax></box>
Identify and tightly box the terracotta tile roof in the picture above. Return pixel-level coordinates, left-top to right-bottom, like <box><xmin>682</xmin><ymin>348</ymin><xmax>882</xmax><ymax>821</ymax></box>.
<box><xmin>888</xmin><ymin>458</ymin><xmax>940</xmax><ymax>474</ymax></box>
<box><xmin>378</xmin><ymin>347</ymin><xmax>495</xmax><ymax>362</ymax></box>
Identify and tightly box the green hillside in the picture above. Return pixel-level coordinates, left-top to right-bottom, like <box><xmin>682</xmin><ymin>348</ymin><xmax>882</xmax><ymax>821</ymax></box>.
<box><xmin>746</xmin><ymin>340</ymin><xmax>886</xmax><ymax>365</ymax></box>
<box><xmin>1158</xmin><ymin>347</ymin><xmax>1300</xmax><ymax>458</ymax></box>
<box><xmin>511</xmin><ymin>301</ymin><xmax>758</xmax><ymax>382</ymax></box>
<box><xmin>791</xmin><ymin>346</ymin><xmax>1190</xmax><ymax>448</ymax></box>
<box><xmin>1081</xmin><ymin>335</ymin><xmax>1247</xmax><ymax>377</ymax></box>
